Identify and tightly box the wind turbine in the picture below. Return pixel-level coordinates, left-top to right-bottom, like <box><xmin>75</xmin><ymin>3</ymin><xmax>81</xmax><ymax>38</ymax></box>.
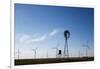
<box><xmin>52</xmin><ymin>47</ymin><xmax>59</xmax><ymax>58</ymax></box>
<box><xmin>78</xmin><ymin>50</ymin><xmax>81</xmax><ymax>58</ymax></box>
<box><xmin>52</xmin><ymin>44</ymin><xmax>59</xmax><ymax>58</ymax></box>
<box><xmin>32</xmin><ymin>48</ymin><xmax>37</xmax><ymax>59</ymax></box>
<box><xmin>82</xmin><ymin>41</ymin><xmax>90</xmax><ymax>57</ymax></box>
<box><xmin>17</xmin><ymin>48</ymin><xmax>20</xmax><ymax>59</ymax></box>
<box><xmin>46</xmin><ymin>51</ymin><xmax>48</xmax><ymax>58</ymax></box>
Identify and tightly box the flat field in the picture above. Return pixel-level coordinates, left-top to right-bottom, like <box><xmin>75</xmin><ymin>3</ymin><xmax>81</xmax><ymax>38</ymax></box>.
<box><xmin>15</xmin><ymin>57</ymin><xmax>94</xmax><ymax>65</ymax></box>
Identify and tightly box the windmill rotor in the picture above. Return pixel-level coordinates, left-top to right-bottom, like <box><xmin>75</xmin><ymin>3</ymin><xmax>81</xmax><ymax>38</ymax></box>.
<box><xmin>64</xmin><ymin>30</ymin><xmax>70</xmax><ymax>39</ymax></box>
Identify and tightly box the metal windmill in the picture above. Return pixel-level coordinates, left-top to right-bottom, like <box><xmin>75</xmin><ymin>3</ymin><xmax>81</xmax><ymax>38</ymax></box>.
<box><xmin>64</xmin><ymin>30</ymin><xmax>70</xmax><ymax>58</ymax></box>
<box><xmin>32</xmin><ymin>48</ymin><xmax>37</xmax><ymax>59</ymax></box>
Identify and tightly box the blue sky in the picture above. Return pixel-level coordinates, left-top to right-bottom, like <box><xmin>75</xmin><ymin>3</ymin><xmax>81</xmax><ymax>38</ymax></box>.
<box><xmin>15</xmin><ymin>3</ymin><xmax>94</xmax><ymax>59</ymax></box>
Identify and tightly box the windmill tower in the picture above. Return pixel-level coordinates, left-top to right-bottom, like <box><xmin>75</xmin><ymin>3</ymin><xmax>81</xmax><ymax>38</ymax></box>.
<box><xmin>64</xmin><ymin>30</ymin><xmax>70</xmax><ymax>58</ymax></box>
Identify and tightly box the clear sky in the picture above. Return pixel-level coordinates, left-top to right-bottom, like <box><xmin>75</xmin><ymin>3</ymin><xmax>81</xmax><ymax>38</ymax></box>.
<box><xmin>15</xmin><ymin>3</ymin><xmax>94</xmax><ymax>59</ymax></box>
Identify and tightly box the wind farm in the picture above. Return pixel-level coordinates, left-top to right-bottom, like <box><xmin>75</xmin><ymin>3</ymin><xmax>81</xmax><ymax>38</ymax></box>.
<box><xmin>15</xmin><ymin>29</ymin><xmax>94</xmax><ymax>65</ymax></box>
<box><xmin>14</xmin><ymin>4</ymin><xmax>94</xmax><ymax>65</ymax></box>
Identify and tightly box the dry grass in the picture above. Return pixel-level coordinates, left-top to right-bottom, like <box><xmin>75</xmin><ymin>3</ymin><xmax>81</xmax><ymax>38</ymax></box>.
<box><xmin>15</xmin><ymin>57</ymin><xmax>94</xmax><ymax>65</ymax></box>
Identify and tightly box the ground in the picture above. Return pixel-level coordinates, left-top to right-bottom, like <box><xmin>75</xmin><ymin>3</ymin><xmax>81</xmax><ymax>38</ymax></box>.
<box><xmin>15</xmin><ymin>57</ymin><xmax>94</xmax><ymax>65</ymax></box>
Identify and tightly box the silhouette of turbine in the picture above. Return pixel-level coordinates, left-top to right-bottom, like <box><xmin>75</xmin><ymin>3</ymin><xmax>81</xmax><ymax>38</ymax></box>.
<box><xmin>82</xmin><ymin>41</ymin><xmax>90</xmax><ymax>57</ymax></box>
<box><xmin>32</xmin><ymin>48</ymin><xmax>37</xmax><ymax>59</ymax></box>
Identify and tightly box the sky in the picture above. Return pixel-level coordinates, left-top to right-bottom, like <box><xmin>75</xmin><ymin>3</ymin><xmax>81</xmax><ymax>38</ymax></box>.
<box><xmin>15</xmin><ymin>3</ymin><xmax>94</xmax><ymax>59</ymax></box>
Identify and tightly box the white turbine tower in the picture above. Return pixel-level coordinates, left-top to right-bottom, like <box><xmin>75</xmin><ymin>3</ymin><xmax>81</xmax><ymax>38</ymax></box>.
<box><xmin>32</xmin><ymin>48</ymin><xmax>37</xmax><ymax>59</ymax></box>
<box><xmin>82</xmin><ymin>41</ymin><xmax>90</xmax><ymax>57</ymax></box>
<box><xmin>52</xmin><ymin>44</ymin><xmax>59</xmax><ymax>58</ymax></box>
<box><xmin>17</xmin><ymin>48</ymin><xmax>20</xmax><ymax>59</ymax></box>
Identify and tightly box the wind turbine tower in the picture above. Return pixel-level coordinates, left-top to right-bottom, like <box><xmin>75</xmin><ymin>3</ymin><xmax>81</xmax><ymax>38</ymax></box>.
<box><xmin>32</xmin><ymin>48</ymin><xmax>37</xmax><ymax>59</ymax></box>
<box><xmin>18</xmin><ymin>48</ymin><xmax>20</xmax><ymax>59</ymax></box>
<box><xmin>82</xmin><ymin>41</ymin><xmax>90</xmax><ymax>57</ymax></box>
